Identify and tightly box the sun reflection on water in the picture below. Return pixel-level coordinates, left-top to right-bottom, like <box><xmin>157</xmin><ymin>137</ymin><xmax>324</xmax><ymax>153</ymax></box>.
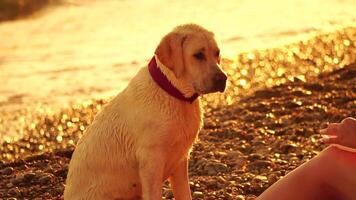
<box><xmin>202</xmin><ymin>26</ymin><xmax>356</xmax><ymax>108</ymax></box>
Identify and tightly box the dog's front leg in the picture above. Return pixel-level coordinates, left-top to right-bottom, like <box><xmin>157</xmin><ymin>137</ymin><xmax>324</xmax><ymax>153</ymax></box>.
<box><xmin>169</xmin><ymin>157</ymin><xmax>192</xmax><ymax>200</ymax></box>
<box><xmin>139</xmin><ymin>150</ymin><xmax>165</xmax><ymax>200</ymax></box>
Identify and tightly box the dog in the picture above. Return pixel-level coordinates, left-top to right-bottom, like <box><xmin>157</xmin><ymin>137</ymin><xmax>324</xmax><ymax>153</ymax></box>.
<box><xmin>64</xmin><ymin>24</ymin><xmax>227</xmax><ymax>200</ymax></box>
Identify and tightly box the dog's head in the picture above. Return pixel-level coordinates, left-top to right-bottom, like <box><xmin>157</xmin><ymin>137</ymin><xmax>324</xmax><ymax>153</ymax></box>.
<box><xmin>155</xmin><ymin>24</ymin><xmax>227</xmax><ymax>94</ymax></box>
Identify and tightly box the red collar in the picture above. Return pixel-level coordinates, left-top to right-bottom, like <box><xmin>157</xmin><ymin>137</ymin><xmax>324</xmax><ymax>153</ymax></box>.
<box><xmin>148</xmin><ymin>56</ymin><xmax>199</xmax><ymax>103</ymax></box>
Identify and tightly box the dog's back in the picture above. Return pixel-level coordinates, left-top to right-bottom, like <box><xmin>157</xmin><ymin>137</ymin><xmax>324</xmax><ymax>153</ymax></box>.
<box><xmin>65</xmin><ymin>68</ymin><xmax>151</xmax><ymax>199</ymax></box>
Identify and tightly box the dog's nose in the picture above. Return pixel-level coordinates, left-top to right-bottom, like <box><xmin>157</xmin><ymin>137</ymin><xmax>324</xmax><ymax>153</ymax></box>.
<box><xmin>213</xmin><ymin>72</ymin><xmax>227</xmax><ymax>92</ymax></box>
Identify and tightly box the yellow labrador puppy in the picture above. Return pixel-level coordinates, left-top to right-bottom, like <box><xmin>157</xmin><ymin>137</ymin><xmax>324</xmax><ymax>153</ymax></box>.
<box><xmin>64</xmin><ymin>24</ymin><xmax>227</xmax><ymax>200</ymax></box>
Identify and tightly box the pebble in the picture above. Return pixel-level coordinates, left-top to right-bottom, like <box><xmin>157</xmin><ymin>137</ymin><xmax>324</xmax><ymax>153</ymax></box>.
<box><xmin>55</xmin><ymin>168</ymin><xmax>68</xmax><ymax>178</ymax></box>
<box><xmin>1</xmin><ymin>166</ymin><xmax>14</xmax><ymax>175</ymax></box>
<box><xmin>24</xmin><ymin>172</ymin><xmax>36</xmax><ymax>181</ymax></box>
<box><xmin>204</xmin><ymin>161</ymin><xmax>229</xmax><ymax>175</ymax></box>
<box><xmin>192</xmin><ymin>191</ymin><xmax>204</xmax><ymax>198</ymax></box>
<box><xmin>204</xmin><ymin>119</ymin><xmax>217</xmax><ymax>129</ymax></box>
<box><xmin>50</xmin><ymin>186</ymin><xmax>64</xmax><ymax>196</ymax></box>
<box><xmin>38</xmin><ymin>174</ymin><xmax>52</xmax><ymax>184</ymax></box>
<box><xmin>246</xmin><ymin>195</ymin><xmax>257</xmax><ymax>200</ymax></box>
<box><xmin>236</xmin><ymin>195</ymin><xmax>245</xmax><ymax>200</ymax></box>
<box><xmin>222</xmin><ymin>120</ymin><xmax>237</xmax><ymax>127</ymax></box>
<box><xmin>12</xmin><ymin>173</ymin><xmax>24</xmax><ymax>185</ymax></box>
<box><xmin>267</xmin><ymin>173</ymin><xmax>279</xmax><ymax>184</ymax></box>
<box><xmin>252</xmin><ymin>175</ymin><xmax>268</xmax><ymax>184</ymax></box>
<box><xmin>226</xmin><ymin>150</ymin><xmax>244</xmax><ymax>159</ymax></box>
<box><xmin>280</xmin><ymin>143</ymin><xmax>298</xmax><ymax>153</ymax></box>
<box><xmin>247</xmin><ymin>160</ymin><xmax>272</xmax><ymax>171</ymax></box>
<box><xmin>248</xmin><ymin>153</ymin><xmax>264</xmax><ymax>161</ymax></box>
<box><xmin>8</xmin><ymin>187</ymin><xmax>21</xmax><ymax>196</ymax></box>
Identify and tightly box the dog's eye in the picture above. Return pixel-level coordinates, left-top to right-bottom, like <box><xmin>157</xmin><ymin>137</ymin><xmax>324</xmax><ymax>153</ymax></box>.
<box><xmin>193</xmin><ymin>52</ymin><xmax>206</xmax><ymax>61</ymax></box>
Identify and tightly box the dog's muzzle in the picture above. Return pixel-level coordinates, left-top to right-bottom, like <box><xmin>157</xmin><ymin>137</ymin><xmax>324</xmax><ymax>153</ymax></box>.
<box><xmin>213</xmin><ymin>72</ymin><xmax>227</xmax><ymax>92</ymax></box>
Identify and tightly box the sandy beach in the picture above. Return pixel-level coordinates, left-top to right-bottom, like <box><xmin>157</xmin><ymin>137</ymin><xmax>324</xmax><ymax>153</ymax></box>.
<box><xmin>0</xmin><ymin>26</ymin><xmax>355</xmax><ymax>198</ymax></box>
<box><xmin>0</xmin><ymin>0</ymin><xmax>356</xmax><ymax>199</ymax></box>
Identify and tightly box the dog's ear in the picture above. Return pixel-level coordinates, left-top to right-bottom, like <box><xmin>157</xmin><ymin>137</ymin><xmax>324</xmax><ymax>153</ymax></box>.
<box><xmin>155</xmin><ymin>32</ymin><xmax>187</xmax><ymax>78</ymax></box>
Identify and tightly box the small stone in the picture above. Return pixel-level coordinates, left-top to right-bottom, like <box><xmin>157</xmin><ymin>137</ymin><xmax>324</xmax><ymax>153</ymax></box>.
<box><xmin>204</xmin><ymin>119</ymin><xmax>217</xmax><ymax>129</ymax></box>
<box><xmin>268</xmin><ymin>173</ymin><xmax>279</xmax><ymax>183</ymax></box>
<box><xmin>254</xmin><ymin>89</ymin><xmax>282</xmax><ymax>98</ymax></box>
<box><xmin>204</xmin><ymin>161</ymin><xmax>229</xmax><ymax>175</ymax></box>
<box><xmin>195</xmin><ymin>158</ymin><xmax>208</xmax><ymax>167</ymax></box>
<box><xmin>236</xmin><ymin>195</ymin><xmax>245</xmax><ymax>200</ymax></box>
<box><xmin>206</xmin><ymin>179</ymin><xmax>218</xmax><ymax>189</ymax></box>
<box><xmin>238</xmin><ymin>143</ymin><xmax>252</xmax><ymax>153</ymax></box>
<box><xmin>215</xmin><ymin>151</ymin><xmax>228</xmax><ymax>157</ymax></box>
<box><xmin>54</xmin><ymin>168</ymin><xmax>67</xmax><ymax>178</ymax></box>
<box><xmin>24</xmin><ymin>172</ymin><xmax>36</xmax><ymax>181</ymax></box>
<box><xmin>226</xmin><ymin>150</ymin><xmax>243</xmax><ymax>159</ymax></box>
<box><xmin>222</xmin><ymin>120</ymin><xmax>237</xmax><ymax>127</ymax></box>
<box><xmin>246</xmin><ymin>195</ymin><xmax>257</xmax><ymax>200</ymax></box>
<box><xmin>247</xmin><ymin>160</ymin><xmax>272</xmax><ymax>171</ymax></box>
<box><xmin>214</xmin><ymin>163</ymin><xmax>229</xmax><ymax>172</ymax></box>
<box><xmin>193</xmin><ymin>191</ymin><xmax>204</xmax><ymax>198</ymax></box>
<box><xmin>285</xmin><ymin>101</ymin><xmax>301</xmax><ymax>108</ymax></box>
<box><xmin>280</xmin><ymin>143</ymin><xmax>298</xmax><ymax>153</ymax></box>
<box><xmin>50</xmin><ymin>186</ymin><xmax>64</xmax><ymax>196</ymax></box>
<box><xmin>12</xmin><ymin>173</ymin><xmax>24</xmax><ymax>185</ymax></box>
<box><xmin>8</xmin><ymin>187</ymin><xmax>21</xmax><ymax>196</ymax></box>
<box><xmin>305</xmin><ymin>83</ymin><xmax>323</xmax><ymax>91</ymax></box>
<box><xmin>253</xmin><ymin>175</ymin><xmax>268</xmax><ymax>183</ymax></box>
<box><xmin>1</xmin><ymin>167</ymin><xmax>14</xmax><ymax>175</ymax></box>
<box><xmin>6</xmin><ymin>182</ymin><xmax>13</xmax><ymax>188</ymax></box>
<box><xmin>55</xmin><ymin>148</ymin><xmax>74</xmax><ymax>158</ymax></box>
<box><xmin>38</xmin><ymin>174</ymin><xmax>52</xmax><ymax>184</ymax></box>
<box><xmin>248</xmin><ymin>153</ymin><xmax>264</xmax><ymax>161</ymax></box>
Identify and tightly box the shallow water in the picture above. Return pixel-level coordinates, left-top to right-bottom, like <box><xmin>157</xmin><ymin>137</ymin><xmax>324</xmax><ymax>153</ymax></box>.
<box><xmin>0</xmin><ymin>0</ymin><xmax>356</xmax><ymax>141</ymax></box>
<box><xmin>1</xmin><ymin>0</ymin><xmax>356</xmax><ymax>108</ymax></box>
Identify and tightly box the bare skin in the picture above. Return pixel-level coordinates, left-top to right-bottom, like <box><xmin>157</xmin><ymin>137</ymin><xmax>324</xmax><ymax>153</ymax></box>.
<box><xmin>258</xmin><ymin>117</ymin><xmax>356</xmax><ymax>200</ymax></box>
<box><xmin>321</xmin><ymin>117</ymin><xmax>356</xmax><ymax>149</ymax></box>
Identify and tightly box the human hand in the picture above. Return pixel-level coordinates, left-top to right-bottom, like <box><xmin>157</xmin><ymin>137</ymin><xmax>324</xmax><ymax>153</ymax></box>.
<box><xmin>320</xmin><ymin>117</ymin><xmax>356</xmax><ymax>148</ymax></box>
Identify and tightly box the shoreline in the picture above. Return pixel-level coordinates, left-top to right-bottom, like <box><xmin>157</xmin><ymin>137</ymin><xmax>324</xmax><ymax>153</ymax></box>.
<box><xmin>1</xmin><ymin>26</ymin><xmax>355</xmax><ymax>143</ymax></box>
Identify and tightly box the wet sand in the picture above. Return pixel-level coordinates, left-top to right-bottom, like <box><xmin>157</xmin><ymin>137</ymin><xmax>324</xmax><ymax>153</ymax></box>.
<box><xmin>0</xmin><ymin>27</ymin><xmax>355</xmax><ymax>199</ymax></box>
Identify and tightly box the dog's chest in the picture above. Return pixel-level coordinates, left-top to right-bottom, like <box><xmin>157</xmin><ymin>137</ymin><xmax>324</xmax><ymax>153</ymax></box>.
<box><xmin>161</xmin><ymin>104</ymin><xmax>201</xmax><ymax>177</ymax></box>
<box><xmin>171</xmin><ymin>102</ymin><xmax>201</xmax><ymax>142</ymax></box>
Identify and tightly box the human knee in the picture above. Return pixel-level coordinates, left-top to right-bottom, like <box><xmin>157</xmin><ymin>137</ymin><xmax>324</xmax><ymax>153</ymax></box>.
<box><xmin>318</xmin><ymin>145</ymin><xmax>340</xmax><ymax>161</ymax></box>
<box><xmin>341</xmin><ymin>117</ymin><xmax>356</xmax><ymax>125</ymax></box>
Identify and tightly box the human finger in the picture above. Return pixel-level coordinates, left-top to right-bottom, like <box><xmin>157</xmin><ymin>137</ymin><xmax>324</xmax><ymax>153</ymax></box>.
<box><xmin>321</xmin><ymin>123</ymin><xmax>340</xmax><ymax>136</ymax></box>
<box><xmin>320</xmin><ymin>134</ymin><xmax>339</xmax><ymax>144</ymax></box>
